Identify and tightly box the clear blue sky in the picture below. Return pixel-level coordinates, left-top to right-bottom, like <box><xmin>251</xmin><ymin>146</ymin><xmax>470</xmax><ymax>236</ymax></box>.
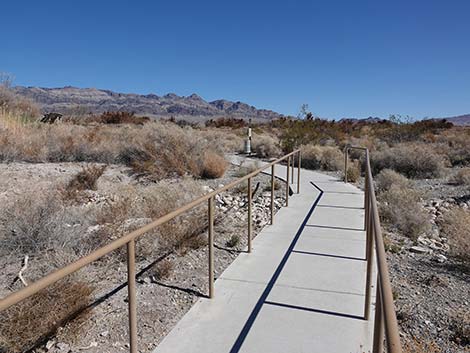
<box><xmin>1</xmin><ymin>0</ymin><xmax>469</xmax><ymax>119</ymax></box>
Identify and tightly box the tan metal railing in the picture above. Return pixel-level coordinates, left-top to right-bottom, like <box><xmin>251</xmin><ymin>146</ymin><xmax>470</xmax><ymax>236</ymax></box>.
<box><xmin>0</xmin><ymin>150</ymin><xmax>301</xmax><ymax>353</ymax></box>
<box><xmin>345</xmin><ymin>146</ymin><xmax>402</xmax><ymax>353</ymax></box>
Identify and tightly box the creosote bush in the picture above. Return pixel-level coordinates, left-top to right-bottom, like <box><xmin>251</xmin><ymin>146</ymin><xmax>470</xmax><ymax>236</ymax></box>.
<box><xmin>376</xmin><ymin>169</ymin><xmax>411</xmax><ymax>193</ymax></box>
<box><xmin>379</xmin><ymin>185</ymin><xmax>429</xmax><ymax>240</ymax></box>
<box><xmin>251</xmin><ymin>134</ymin><xmax>281</xmax><ymax>158</ymax></box>
<box><xmin>371</xmin><ymin>143</ymin><xmax>446</xmax><ymax>179</ymax></box>
<box><xmin>439</xmin><ymin>207</ymin><xmax>470</xmax><ymax>263</ymax></box>
<box><xmin>300</xmin><ymin>144</ymin><xmax>344</xmax><ymax>171</ymax></box>
<box><xmin>0</xmin><ymin>279</ymin><xmax>93</xmax><ymax>353</ymax></box>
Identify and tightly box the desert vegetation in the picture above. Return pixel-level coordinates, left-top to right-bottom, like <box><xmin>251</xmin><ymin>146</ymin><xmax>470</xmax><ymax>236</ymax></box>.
<box><xmin>1</xmin><ymin>80</ymin><xmax>469</xmax><ymax>352</ymax></box>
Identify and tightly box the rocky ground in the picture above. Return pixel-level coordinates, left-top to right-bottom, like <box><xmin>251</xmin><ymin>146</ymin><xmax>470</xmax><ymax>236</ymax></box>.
<box><xmin>383</xmin><ymin>174</ymin><xmax>469</xmax><ymax>353</ymax></box>
<box><xmin>0</xmin><ymin>158</ymin><xmax>289</xmax><ymax>353</ymax></box>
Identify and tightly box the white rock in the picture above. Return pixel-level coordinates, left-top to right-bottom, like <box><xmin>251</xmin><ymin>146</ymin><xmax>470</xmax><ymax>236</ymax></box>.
<box><xmin>410</xmin><ymin>246</ymin><xmax>428</xmax><ymax>254</ymax></box>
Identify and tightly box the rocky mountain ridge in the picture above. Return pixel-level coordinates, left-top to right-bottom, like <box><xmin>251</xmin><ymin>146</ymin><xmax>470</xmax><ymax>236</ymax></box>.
<box><xmin>12</xmin><ymin>86</ymin><xmax>283</xmax><ymax>121</ymax></box>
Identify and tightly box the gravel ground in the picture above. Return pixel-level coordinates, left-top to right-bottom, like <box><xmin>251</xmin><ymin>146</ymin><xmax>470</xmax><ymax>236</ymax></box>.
<box><xmin>0</xmin><ymin>158</ymin><xmax>289</xmax><ymax>353</ymax></box>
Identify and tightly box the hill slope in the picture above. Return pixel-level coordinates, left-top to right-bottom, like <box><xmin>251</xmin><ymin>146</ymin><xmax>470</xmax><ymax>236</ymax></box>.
<box><xmin>442</xmin><ymin>114</ymin><xmax>470</xmax><ymax>126</ymax></box>
<box><xmin>12</xmin><ymin>86</ymin><xmax>282</xmax><ymax>121</ymax></box>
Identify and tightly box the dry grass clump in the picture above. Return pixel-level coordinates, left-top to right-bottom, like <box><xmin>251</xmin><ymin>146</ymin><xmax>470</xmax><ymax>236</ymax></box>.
<box><xmin>251</xmin><ymin>134</ymin><xmax>281</xmax><ymax>158</ymax></box>
<box><xmin>226</xmin><ymin>234</ymin><xmax>240</xmax><ymax>248</ymax></box>
<box><xmin>450</xmin><ymin>168</ymin><xmax>470</xmax><ymax>185</ymax></box>
<box><xmin>151</xmin><ymin>259</ymin><xmax>174</xmax><ymax>281</ymax></box>
<box><xmin>0</xmin><ymin>279</ymin><xmax>93</xmax><ymax>353</ymax></box>
<box><xmin>379</xmin><ymin>185</ymin><xmax>429</xmax><ymax>240</ymax></box>
<box><xmin>371</xmin><ymin>143</ymin><xmax>446</xmax><ymax>178</ymax></box>
<box><xmin>95</xmin><ymin>111</ymin><xmax>150</xmax><ymax>125</ymax></box>
<box><xmin>439</xmin><ymin>207</ymin><xmax>470</xmax><ymax>263</ymax></box>
<box><xmin>200</xmin><ymin>151</ymin><xmax>227</xmax><ymax>179</ymax></box>
<box><xmin>0</xmin><ymin>85</ymin><xmax>39</xmax><ymax>121</ymax></box>
<box><xmin>375</xmin><ymin>169</ymin><xmax>411</xmax><ymax>193</ymax></box>
<box><xmin>300</xmin><ymin>144</ymin><xmax>344</xmax><ymax>171</ymax></box>
<box><xmin>67</xmin><ymin>164</ymin><xmax>106</xmax><ymax>191</ymax></box>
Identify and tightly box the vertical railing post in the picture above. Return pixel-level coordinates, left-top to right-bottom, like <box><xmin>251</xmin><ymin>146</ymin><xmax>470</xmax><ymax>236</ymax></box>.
<box><xmin>270</xmin><ymin>165</ymin><xmax>275</xmax><ymax>225</ymax></box>
<box><xmin>208</xmin><ymin>197</ymin><xmax>214</xmax><ymax>298</ymax></box>
<box><xmin>297</xmin><ymin>151</ymin><xmax>301</xmax><ymax>194</ymax></box>
<box><xmin>247</xmin><ymin>177</ymin><xmax>252</xmax><ymax>253</ymax></box>
<box><xmin>364</xmin><ymin>203</ymin><xmax>374</xmax><ymax>320</ymax></box>
<box><xmin>286</xmin><ymin>156</ymin><xmax>290</xmax><ymax>206</ymax></box>
<box><xmin>344</xmin><ymin>147</ymin><xmax>349</xmax><ymax>183</ymax></box>
<box><xmin>372</xmin><ymin>278</ymin><xmax>384</xmax><ymax>353</ymax></box>
<box><xmin>291</xmin><ymin>155</ymin><xmax>294</xmax><ymax>183</ymax></box>
<box><xmin>127</xmin><ymin>240</ymin><xmax>138</xmax><ymax>353</ymax></box>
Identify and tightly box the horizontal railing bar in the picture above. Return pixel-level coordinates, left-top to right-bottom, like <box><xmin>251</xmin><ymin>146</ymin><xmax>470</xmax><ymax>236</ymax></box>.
<box><xmin>0</xmin><ymin>149</ymin><xmax>300</xmax><ymax>312</ymax></box>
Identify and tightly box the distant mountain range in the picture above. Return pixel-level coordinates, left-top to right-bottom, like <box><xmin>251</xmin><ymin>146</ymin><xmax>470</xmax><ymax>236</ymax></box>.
<box><xmin>440</xmin><ymin>114</ymin><xmax>470</xmax><ymax>126</ymax></box>
<box><xmin>12</xmin><ymin>86</ymin><xmax>283</xmax><ymax>121</ymax></box>
<box><xmin>12</xmin><ymin>86</ymin><xmax>470</xmax><ymax>126</ymax></box>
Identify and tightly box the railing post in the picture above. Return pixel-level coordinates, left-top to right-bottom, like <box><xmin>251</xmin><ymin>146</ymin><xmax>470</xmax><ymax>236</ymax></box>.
<box><xmin>247</xmin><ymin>177</ymin><xmax>252</xmax><ymax>253</ymax></box>
<box><xmin>364</xmin><ymin>199</ymin><xmax>374</xmax><ymax>320</ymax></box>
<box><xmin>344</xmin><ymin>147</ymin><xmax>349</xmax><ymax>183</ymax></box>
<box><xmin>373</xmin><ymin>277</ymin><xmax>385</xmax><ymax>353</ymax></box>
<box><xmin>286</xmin><ymin>156</ymin><xmax>290</xmax><ymax>206</ymax></box>
<box><xmin>291</xmin><ymin>155</ymin><xmax>294</xmax><ymax>183</ymax></box>
<box><xmin>270</xmin><ymin>165</ymin><xmax>275</xmax><ymax>225</ymax></box>
<box><xmin>127</xmin><ymin>240</ymin><xmax>138</xmax><ymax>353</ymax></box>
<box><xmin>297</xmin><ymin>151</ymin><xmax>301</xmax><ymax>194</ymax></box>
<box><xmin>208</xmin><ymin>197</ymin><xmax>215</xmax><ymax>298</ymax></box>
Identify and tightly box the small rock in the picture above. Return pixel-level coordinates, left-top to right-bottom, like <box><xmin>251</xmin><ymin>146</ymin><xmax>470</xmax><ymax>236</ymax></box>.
<box><xmin>410</xmin><ymin>246</ymin><xmax>428</xmax><ymax>254</ymax></box>
<box><xmin>435</xmin><ymin>254</ymin><xmax>447</xmax><ymax>263</ymax></box>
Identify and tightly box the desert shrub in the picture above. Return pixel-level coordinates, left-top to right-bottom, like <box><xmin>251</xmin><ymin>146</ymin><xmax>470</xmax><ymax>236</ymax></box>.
<box><xmin>251</xmin><ymin>134</ymin><xmax>281</xmax><ymax>158</ymax></box>
<box><xmin>205</xmin><ymin>117</ymin><xmax>247</xmax><ymax>128</ymax></box>
<box><xmin>439</xmin><ymin>208</ymin><xmax>470</xmax><ymax>263</ymax></box>
<box><xmin>0</xmin><ymin>85</ymin><xmax>39</xmax><ymax>120</ymax></box>
<box><xmin>90</xmin><ymin>111</ymin><xmax>150</xmax><ymax>125</ymax></box>
<box><xmin>151</xmin><ymin>259</ymin><xmax>174</xmax><ymax>281</ymax></box>
<box><xmin>371</xmin><ymin>143</ymin><xmax>446</xmax><ymax>178</ymax></box>
<box><xmin>300</xmin><ymin>144</ymin><xmax>344</xmax><ymax>171</ymax></box>
<box><xmin>226</xmin><ymin>234</ymin><xmax>240</xmax><ymax>248</ymax></box>
<box><xmin>436</xmin><ymin>129</ymin><xmax>470</xmax><ymax>166</ymax></box>
<box><xmin>96</xmin><ymin>180</ymin><xmax>207</xmax><ymax>260</ymax></box>
<box><xmin>235</xmin><ymin>162</ymin><xmax>260</xmax><ymax>177</ymax></box>
<box><xmin>346</xmin><ymin>164</ymin><xmax>360</xmax><ymax>183</ymax></box>
<box><xmin>0</xmin><ymin>190</ymin><xmax>96</xmax><ymax>262</ymax></box>
<box><xmin>0</xmin><ymin>279</ymin><xmax>93</xmax><ymax>353</ymax></box>
<box><xmin>375</xmin><ymin>169</ymin><xmax>411</xmax><ymax>193</ymax></box>
<box><xmin>379</xmin><ymin>185</ymin><xmax>429</xmax><ymax>240</ymax></box>
<box><xmin>264</xmin><ymin>179</ymin><xmax>282</xmax><ymax>191</ymax></box>
<box><xmin>200</xmin><ymin>151</ymin><xmax>227</xmax><ymax>179</ymax></box>
<box><xmin>450</xmin><ymin>168</ymin><xmax>470</xmax><ymax>185</ymax></box>
<box><xmin>67</xmin><ymin>165</ymin><xmax>106</xmax><ymax>191</ymax></box>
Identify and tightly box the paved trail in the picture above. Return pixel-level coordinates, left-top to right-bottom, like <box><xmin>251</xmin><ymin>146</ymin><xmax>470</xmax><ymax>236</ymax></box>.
<box><xmin>154</xmin><ymin>160</ymin><xmax>376</xmax><ymax>353</ymax></box>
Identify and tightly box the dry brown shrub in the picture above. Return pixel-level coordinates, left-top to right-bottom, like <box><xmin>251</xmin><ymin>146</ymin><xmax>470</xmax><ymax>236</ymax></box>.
<box><xmin>0</xmin><ymin>279</ymin><xmax>93</xmax><ymax>353</ymax></box>
<box><xmin>371</xmin><ymin>143</ymin><xmax>446</xmax><ymax>178</ymax></box>
<box><xmin>151</xmin><ymin>259</ymin><xmax>174</xmax><ymax>281</ymax></box>
<box><xmin>450</xmin><ymin>168</ymin><xmax>470</xmax><ymax>185</ymax></box>
<box><xmin>375</xmin><ymin>169</ymin><xmax>411</xmax><ymax>193</ymax></box>
<box><xmin>439</xmin><ymin>207</ymin><xmax>470</xmax><ymax>263</ymax></box>
<box><xmin>379</xmin><ymin>185</ymin><xmax>429</xmax><ymax>240</ymax></box>
<box><xmin>346</xmin><ymin>161</ymin><xmax>361</xmax><ymax>183</ymax></box>
<box><xmin>63</xmin><ymin>165</ymin><xmax>106</xmax><ymax>201</ymax></box>
<box><xmin>300</xmin><ymin>144</ymin><xmax>344</xmax><ymax>171</ymax></box>
<box><xmin>251</xmin><ymin>134</ymin><xmax>281</xmax><ymax>158</ymax></box>
<box><xmin>200</xmin><ymin>151</ymin><xmax>227</xmax><ymax>179</ymax></box>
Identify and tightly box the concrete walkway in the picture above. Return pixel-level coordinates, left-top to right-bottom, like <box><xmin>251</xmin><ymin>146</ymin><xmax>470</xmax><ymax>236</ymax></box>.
<box><xmin>154</xmin><ymin>161</ymin><xmax>376</xmax><ymax>353</ymax></box>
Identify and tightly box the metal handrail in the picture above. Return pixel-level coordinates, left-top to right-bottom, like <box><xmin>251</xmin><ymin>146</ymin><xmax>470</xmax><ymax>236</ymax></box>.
<box><xmin>0</xmin><ymin>149</ymin><xmax>301</xmax><ymax>353</ymax></box>
<box><xmin>344</xmin><ymin>146</ymin><xmax>402</xmax><ymax>353</ymax></box>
